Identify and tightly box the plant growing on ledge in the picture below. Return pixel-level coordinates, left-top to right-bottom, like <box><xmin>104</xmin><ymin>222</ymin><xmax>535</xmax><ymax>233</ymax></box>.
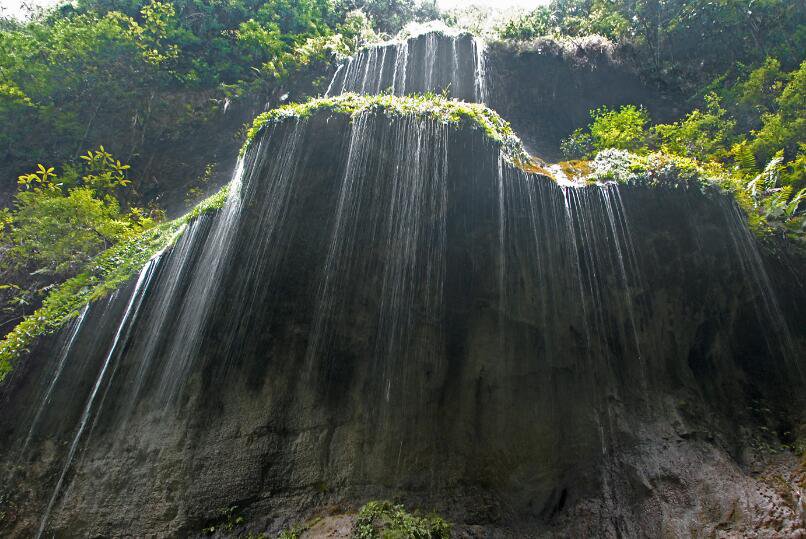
<box><xmin>4</xmin><ymin>147</ymin><xmax>158</xmax><ymax>277</ymax></box>
<box><xmin>0</xmin><ymin>146</ymin><xmax>161</xmax><ymax>338</ymax></box>
<box><xmin>352</xmin><ymin>500</ymin><xmax>451</xmax><ymax>539</ymax></box>
<box><xmin>0</xmin><ymin>181</ymin><xmax>228</xmax><ymax>381</ymax></box>
<box><xmin>242</xmin><ymin>92</ymin><xmax>531</xmax><ymax>165</ymax></box>
<box><xmin>559</xmin><ymin>68</ymin><xmax>806</xmax><ymax>246</ymax></box>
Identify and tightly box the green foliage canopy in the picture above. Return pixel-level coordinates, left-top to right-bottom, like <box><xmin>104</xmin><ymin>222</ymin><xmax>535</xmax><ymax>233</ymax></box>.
<box><xmin>588</xmin><ymin>104</ymin><xmax>649</xmax><ymax>152</ymax></box>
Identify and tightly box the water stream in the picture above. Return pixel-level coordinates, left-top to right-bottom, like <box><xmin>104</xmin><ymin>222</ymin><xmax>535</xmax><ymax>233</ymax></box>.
<box><xmin>12</xmin><ymin>30</ymin><xmax>801</xmax><ymax>536</ymax></box>
<box><xmin>36</xmin><ymin>257</ymin><xmax>161</xmax><ymax>538</ymax></box>
<box><xmin>327</xmin><ymin>26</ymin><xmax>487</xmax><ymax>102</ymax></box>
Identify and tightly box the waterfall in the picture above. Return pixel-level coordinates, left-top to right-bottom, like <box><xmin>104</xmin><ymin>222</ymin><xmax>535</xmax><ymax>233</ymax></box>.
<box><xmin>153</xmin><ymin>157</ymin><xmax>248</xmax><ymax>405</ymax></box>
<box><xmin>472</xmin><ymin>37</ymin><xmax>488</xmax><ymax>103</ymax></box>
<box><xmin>326</xmin><ymin>27</ymin><xmax>488</xmax><ymax>102</ymax></box>
<box><xmin>7</xmin><ymin>30</ymin><xmax>803</xmax><ymax>534</ymax></box>
<box><xmin>305</xmin><ymin>114</ymin><xmax>449</xmax><ymax>407</ymax></box>
<box><xmin>721</xmin><ymin>200</ymin><xmax>800</xmax><ymax>379</ymax></box>
<box><xmin>36</xmin><ymin>257</ymin><xmax>161</xmax><ymax>539</ymax></box>
<box><xmin>122</xmin><ymin>217</ymin><xmax>211</xmax><ymax>416</ymax></box>
<box><xmin>494</xmin><ymin>161</ymin><xmax>644</xmax><ymax>341</ymax></box>
<box><xmin>305</xmin><ymin>115</ymin><xmax>376</xmax><ymax>366</ymax></box>
<box><xmin>19</xmin><ymin>305</ymin><xmax>89</xmax><ymax>460</ymax></box>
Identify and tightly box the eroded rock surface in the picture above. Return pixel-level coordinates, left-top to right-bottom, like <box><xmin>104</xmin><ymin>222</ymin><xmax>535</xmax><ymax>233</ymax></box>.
<box><xmin>0</xmin><ymin>110</ymin><xmax>804</xmax><ymax>537</ymax></box>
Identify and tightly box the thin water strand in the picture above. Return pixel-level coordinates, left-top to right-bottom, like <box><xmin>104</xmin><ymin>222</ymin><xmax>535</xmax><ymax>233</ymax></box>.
<box><xmin>19</xmin><ymin>305</ymin><xmax>90</xmax><ymax>459</ymax></box>
<box><xmin>36</xmin><ymin>259</ymin><xmax>160</xmax><ymax>539</ymax></box>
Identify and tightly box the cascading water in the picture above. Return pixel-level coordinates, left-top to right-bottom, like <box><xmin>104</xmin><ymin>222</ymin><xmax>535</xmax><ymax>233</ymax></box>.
<box><xmin>308</xmin><ymin>114</ymin><xmax>449</xmax><ymax>407</ymax></box>
<box><xmin>35</xmin><ymin>257</ymin><xmax>160</xmax><ymax>538</ymax></box>
<box><xmin>326</xmin><ymin>24</ymin><xmax>488</xmax><ymax>102</ymax></box>
<box><xmin>720</xmin><ymin>199</ymin><xmax>801</xmax><ymax>380</ymax></box>
<box><xmin>18</xmin><ymin>305</ymin><xmax>89</xmax><ymax>460</ymax></box>
<box><xmin>153</xmin><ymin>157</ymin><xmax>248</xmax><ymax>405</ymax></box>
<box><xmin>1</xmin><ymin>31</ymin><xmax>803</xmax><ymax>538</ymax></box>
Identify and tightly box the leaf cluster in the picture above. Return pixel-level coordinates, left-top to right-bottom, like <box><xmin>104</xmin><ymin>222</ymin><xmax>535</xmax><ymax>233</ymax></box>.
<box><xmin>352</xmin><ymin>500</ymin><xmax>451</xmax><ymax>539</ymax></box>
<box><xmin>0</xmin><ymin>182</ymin><xmax>228</xmax><ymax>380</ymax></box>
<box><xmin>496</xmin><ymin>0</ymin><xmax>804</xmax><ymax>94</ymax></box>
<box><xmin>4</xmin><ymin>146</ymin><xmax>151</xmax><ymax>279</ymax></box>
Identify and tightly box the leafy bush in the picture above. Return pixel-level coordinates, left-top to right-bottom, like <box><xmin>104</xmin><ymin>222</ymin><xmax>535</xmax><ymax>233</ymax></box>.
<box><xmin>554</xmin><ymin>103</ymin><xmax>648</xmax><ymax>158</ymax></box>
<box><xmin>560</xmin><ymin>56</ymin><xmax>806</xmax><ymax>243</ymax></box>
<box><xmin>568</xmin><ymin>147</ymin><xmax>805</xmax><ymax>244</ymax></box>
<box><xmin>588</xmin><ymin>105</ymin><xmax>649</xmax><ymax>152</ymax></box>
<box><xmin>588</xmin><ymin>148</ymin><xmax>637</xmax><ymax>184</ymax></box>
<box><xmin>560</xmin><ymin>127</ymin><xmax>593</xmax><ymax>159</ymax></box>
<box><xmin>496</xmin><ymin>3</ymin><xmax>629</xmax><ymax>42</ymax></box>
<box><xmin>746</xmin><ymin>151</ymin><xmax>806</xmax><ymax>227</ymax></box>
<box><xmin>498</xmin><ymin>7</ymin><xmax>554</xmax><ymax>40</ymax></box>
<box><xmin>733</xmin><ymin>57</ymin><xmax>786</xmax><ymax>128</ymax></box>
<box><xmin>0</xmin><ymin>146</ymin><xmax>159</xmax><ymax>326</ymax></box>
<box><xmin>749</xmin><ymin>60</ymin><xmax>806</xmax><ymax>170</ymax></box>
<box><xmin>351</xmin><ymin>0</ymin><xmax>440</xmax><ymax>36</ymax></box>
<box><xmin>654</xmin><ymin>93</ymin><xmax>735</xmax><ymax>161</ymax></box>
<box><xmin>352</xmin><ymin>500</ymin><xmax>451</xmax><ymax>539</ymax></box>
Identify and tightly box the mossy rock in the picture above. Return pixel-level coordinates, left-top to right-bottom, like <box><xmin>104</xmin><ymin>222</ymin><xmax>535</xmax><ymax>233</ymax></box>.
<box><xmin>0</xmin><ymin>185</ymin><xmax>229</xmax><ymax>381</ymax></box>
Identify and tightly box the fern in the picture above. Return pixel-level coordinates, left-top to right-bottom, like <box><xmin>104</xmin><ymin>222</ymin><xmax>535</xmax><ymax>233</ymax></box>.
<box><xmin>747</xmin><ymin>150</ymin><xmax>785</xmax><ymax>203</ymax></box>
<box><xmin>732</xmin><ymin>141</ymin><xmax>757</xmax><ymax>176</ymax></box>
<box><xmin>786</xmin><ymin>187</ymin><xmax>806</xmax><ymax>217</ymax></box>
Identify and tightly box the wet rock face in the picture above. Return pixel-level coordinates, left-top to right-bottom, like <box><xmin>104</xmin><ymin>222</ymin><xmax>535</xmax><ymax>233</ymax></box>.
<box><xmin>486</xmin><ymin>40</ymin><xmax>680</xmax><ymax>160</ymax></box>
<box><xmin>1</xmin><ymin>113</ymin><xmax>804</xmax><ymax>537</ymax></box>
<box><xmin>325</xmin><ymin>31</ymin><xmax>680</xmax><ymax>162</ymax></box>
<box><xmin>327</xmin><ymin>31</ymin><xmax>487</xmax><ymax>102</ymax></box>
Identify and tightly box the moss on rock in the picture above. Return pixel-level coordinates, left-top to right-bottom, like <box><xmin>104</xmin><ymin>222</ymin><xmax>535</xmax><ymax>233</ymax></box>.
<box><xmin>555</xmin><ymin>149</ymin><xmax>787</xmax><ymax>239</ymax></box>
<box><xmin>242</xmin><ymin>93</ymin><xmax>531</xmax><ymax>165</ymax></box>
<box><xmin>0</xmin><ymin>184</ymin><xmax>229</xmax><ymax>381</ymax></box>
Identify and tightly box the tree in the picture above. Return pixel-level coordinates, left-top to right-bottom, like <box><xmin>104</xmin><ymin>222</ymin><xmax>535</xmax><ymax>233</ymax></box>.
<box><xmin>341</xmin><ymin>0</ymin><xmax>438</xmax><ymax>36</ymax></box>
<box><xmin>750</xmin><ymin>60</ymin><xmax>806</xmax><ymax>168</ymax></box>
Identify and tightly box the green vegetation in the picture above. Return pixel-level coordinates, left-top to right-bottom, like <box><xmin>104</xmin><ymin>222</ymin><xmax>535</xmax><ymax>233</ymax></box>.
<box><xmin>0</xmin><ymin>0</ymin><xmax>434</xmax><ymax>206</ymax></box>
<box><xmin>585</xmin><ymin>104</ymin><xmax>649</xmax><ymax>153</ymax></box>
<box><xmin>0</xmin><ymin>0</ymin><xmax>348</xmax><ymax>165</ymax></box>
<box><xmin>1</xmin><ymin>0</ymin><xmax>803</xmax><ymax>373</ymax></box>
<box><xmin>498</xmin><ymin>0</ymin><xmax>805</xmax><ymax>243</ymax></box>
<box><xmin>244</xmin><ymin>92</ymin><xmax>529</xmax><ymax>163</ymax></box>
<box><xmin>560</xmin><ymin>78</ymin><xmax>805</xmax><ymax>243</ymax></box>
<box><xmin>0</xmin><ymin>0</ymin><xmax>438</xmax><ymax>365</ymax></box>
<box><xmin>0</xmin><ymin>89</ymin><xmax>531</xmax><ymax>380</ymax></box>
<box><xmin>351</xmin><ymin>0</ymin><xmax>439</xmax><ymax>36</ymax></box>
<box><xmin>277</xmin><ymin>526</ymin><xmax>303</xmax><ymax>539</ymax></box>
<box><xmin>202</xmin><ymin>505</ymin><xmax>245</xmax><ymax>535</ymax></box>
<box><xmin>562</xmin><ymin>147</ymin><xmax>804</xmax><ymax>242</ymax></box>
<box><xmin>495</xmin><ymin>0</ymin><xmax>803</xmax><ymax>95</ymax></box>
<box><xmin>3</xmin><ymin>147</ymin><xmax>158</xmax><ymax>275</ymax></box>
<box><xmin>275</xmin><ymin>516</ymin><xmax>323</xmax><ymax>538</ymax></box>
<box><xmin>352</xmin><ymin>500</ymin><xmax>451</xmax><ymax>539</ymax></box>
<box><xmin>0</xmin><ymin>147</ymin><xmax>160</xmax><ymax>338</ymax></box>
<box><xmin>0</xmin><ymin>183</ymin><xmax>228</xmax><ymax>381</ymax></box>
<box><xmin>562</xmin><ymin>67</ymin><xmax>805</xmax><ymax>193</ymax></box>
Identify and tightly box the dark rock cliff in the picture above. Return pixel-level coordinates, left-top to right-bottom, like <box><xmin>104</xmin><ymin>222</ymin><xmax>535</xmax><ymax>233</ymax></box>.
<box><xmin>0</xmin><ymin>109</ymin><xmax>803</xmax><ymax>537</ymax></box>
<box><xmin>486</xmin><ymin>38</ymin><xmax>680</xmax><ymax>160</ymax></box>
